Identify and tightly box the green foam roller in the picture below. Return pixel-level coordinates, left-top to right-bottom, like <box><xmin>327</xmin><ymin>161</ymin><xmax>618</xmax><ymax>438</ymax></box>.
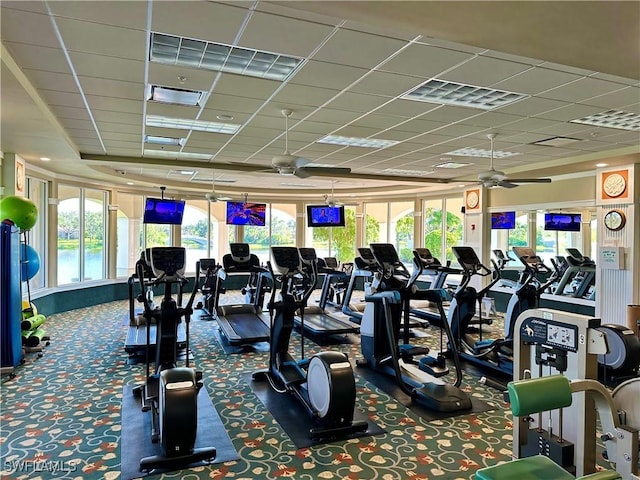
<box><xmin>508</xmin><ymin>374</ymin><xmax>573</xmax><ymax>417</ymax></box>
<box><xmin>26</xmin><ymin>327</ymin><xmax>46</xmax><ymax>347</ymax></box>
<box><xmin>21</xmin><ymin>329</ymin><xmax>33</xmax><ymax>344</ymax></box>
<box><xmin>21</xmin><ymin>313</ymin><xmax>46</xmax><ymax>331</ymax></box>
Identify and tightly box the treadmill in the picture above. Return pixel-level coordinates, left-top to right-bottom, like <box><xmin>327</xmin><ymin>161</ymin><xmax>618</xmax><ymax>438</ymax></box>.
<box><xmin>295</xmin><ymin>247</ymin><xmax>360</xmax><ymax>337</ymax></box>
<box><xmin>341</xmin><ymin>247</ymin><xmax>377</xmax><ymax>322</ymax></box>
<box><xmin>213</xmin><ymin>243</ymin><xmax>270</xmax><ymax>346</ymax></box>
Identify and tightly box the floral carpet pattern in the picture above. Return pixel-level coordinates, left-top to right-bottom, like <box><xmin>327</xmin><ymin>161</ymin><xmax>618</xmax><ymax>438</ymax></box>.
<box><xmin>0</xmin><ymin>298</ymin><xmax>515</xmax><ymax>479</ymax></box>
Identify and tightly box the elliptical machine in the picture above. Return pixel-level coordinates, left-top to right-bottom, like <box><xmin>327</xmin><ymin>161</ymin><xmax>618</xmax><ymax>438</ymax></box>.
<box><xmin>358</xmin><ymin>243</ymin><xmax>471</xmax><ymax>413</ymax></box>
<box><xmin>133</xmin><ymin>247</ymin><xmax>216</xmax><ymax>472</ymax></box>
<box><xmin>253</xmin><ymin>246</ymin><xmax>368</xmax><ymax>440</ymax></box>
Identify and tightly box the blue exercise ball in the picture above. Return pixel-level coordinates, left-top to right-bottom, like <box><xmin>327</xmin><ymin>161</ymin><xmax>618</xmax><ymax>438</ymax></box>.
<box><xmin>21</xmin><ymin>244</ymin><xmax>41</xmax><ymax>281</ymax></box>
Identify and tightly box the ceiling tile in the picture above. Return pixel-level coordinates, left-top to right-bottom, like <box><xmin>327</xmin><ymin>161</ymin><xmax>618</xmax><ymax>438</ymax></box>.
<box><xmin>23</xmin><ymin>69</ymin><xmax>78</xmax><ymax>93</ymax></box>
<box><xmin>0</xmin><ymin>8</ymin><xmax>59</xmax><ymax>47</ymax></box>
<box><xmin>78</xmin><ymin>77</ymin><xmax>144</xmax><ymax>100</ymax></box>
<box><xmin>55</xmin><ymin>17</ymin><xmax>146</xmax><ymax>59</ymax></box>
<box><xmin>325</xmin><ymin>92</ymin><xmax>390</xmax><ymax>113</ymax></box>
<box><xmin>50</xmin><ymin>0</ymin><xmax>148</xmax><ymax>29</ymax></box>
<box><xmin>271</xmin><ymin>84</ymin><xmax>340</xmax><ymax>108</ymax></box>
<box><xmin>50</xmin><ymin>105</ymin><xmax>92</xmax><ymax>121</ymax></box>
<box><xmin>241</xmin><ymin>10</ymin><xmax>337</xmax><ymax>57</ymax></box>
<box><xmin>145</xmin><ymin>102</ymin><xmax>200</xmax><ymax>120</ymax></box>
<box><xmin>95</xmin><ymin>121</ymin><xmax>143</xmax><ymax>135</ymax></box>
<box><xmin>152</xmin><ymin>1</ymin><xmax>247</xmax><ymax>46</ymax></box>
<box><xmin>581</xmin><ymin>86</ymin><xmax>640</xmax><ymax>109</ymax></box>
<box><xmin>497</xmin><ymin>96</ymin><xmax>567</xmax><ymax>116</ymax></box>
<box><xmin>492</xmin><ymin>67</ymin><xmax>581</xmax><ymax>95</ymax></box>
<box><xmin>349</xmin><ymin>71</ymin><xmax>425</xmax><ymax>97</ymax></box>
<box><xmin>378</xmin><ymin>43</ymin><xmax>474</xmax><ymax>78</ymax></box>
<box><xmin>536</xmin><ymin>103</ymin><xmax>605</xmax><ymax>122</ymax></box>
<box><xmin>69</xmin><ymin>51</ymin><xmax>145</xmax><ymax>83</ymax></box>
<box><xmin>3</xmin><ymin>42</ymin><xmax>72</xmax><ymax>74</ymax></box>
<box><xmin>201</xmin><ymin>95</ymin><xmax>264</xmax><ymax>117</ymax></box>
<box><xmin>307</xmin><ymin>108</ymin><xmax>364</xmax><ymax>126</ymax></box>
<box><xmin>40</xmin><ymin>89</ymin><xmax>86</xmax><ymax>108</ymax></box>
<box><xmin>214</xmin><ymin>73</ymin><xmax>281</xmax><ymax>99</ymax></box>
<box><xmin>351</xmin><ymin>113</ymin><xmax>408</xmax><ymax>130</ymax></box>
<box><xmin>441</xmin><ymin>55</ymin><xmax>532</xmax><ymax>87</ymax></box>
<box><xmin>290</xmin><ymin>60</ymin><xmax>369</xmax><ymax>90</ymax></box>
<box><xmin>313</xmin><ymin>28</ymin><xmax>407</xmax><ymax>69</ymax></box>
<box><xmin>542</xmin><ymin>77</ymin><xmax>629</xmax><ymax>103</ymax></box>
<box><xmin>92</xmin><ymin>110</ymin><xmax>142</xmax><ymax>125</ymax></box>
<box><xmin>87</xmin><ymin>95</ymin><xmax>142</xmax><ymax>114</ymax></box>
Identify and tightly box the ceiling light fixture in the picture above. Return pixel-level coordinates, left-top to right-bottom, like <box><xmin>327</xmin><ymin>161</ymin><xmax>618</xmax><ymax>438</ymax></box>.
<box><xmin>143</xmin><ymin>149</ymin><xmax>212</xmax><ymax>160</ymax></box>
<box><xmin>317</xmin><ymin>135</ymin><xmax>399</xmax><ymax>148</ymax></box>
<box><xmin>569</xmin><ymin>109</ymin><xmax>640</xmax><ymax>131</ymax></box>
<box><xmin>446</xmin><ymin>147</ymin><xmax>519</xmax><ymax>158</ymax></box>
<box><xmin>146</xmin><ymin>115</ymin><xmax>240</xmax><ymax>134</ymax></box>
<box><xmin>595</xmin><ymin>163</ymin><xmax>609</xmax><ymax>167</ymax></box>
<box><xmin>40</xmin><ymin>157</ymin><xmax>51</xmax><ymax>161</ymax></box>
<box><xmin>383</xmin><ymin>168</ymin><xmax>435</xmax><ymax>176</ymax></box>
<box><xmin>433</xmin><ymin>161</ymin><xmax>470</xmax><ymax>169</ymax></box>
<box><xmin>148</xmin><ymin>85</ymin><xmax>206</xmax><ymax>106</ymax></box>
<box><xmin>403</xmin><ymin>78</ymin><xmax>528</xmax><ymax>110</ymax></box>
<box><xmin>150</xmin><ymin>32</ymin><xmax>303</xmax><ymax>81</ymax></box>
<box><xmin>144</xmin><ymin>135</ymin><xmax>185</xmax><ymax>146</ymax></box>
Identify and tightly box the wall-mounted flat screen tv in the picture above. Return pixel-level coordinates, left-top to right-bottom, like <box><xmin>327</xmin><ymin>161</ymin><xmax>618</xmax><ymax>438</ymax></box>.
<box><xmin>143</xmin><ymin>198</ymin><xmax>186</xmax><ymax>225</ymax></box>
<box><xmin>491</xmin><ymin>211</ymin><xmax>516</xmax><ymax>230</ymax></box>
<box><xmin>226</xmin><ymin>201</ymin><xmax>266</xmax><ymax>226</ymax></box>
<box><xmin>306</xmin><ymin>205</ymin><xmax>345</xmax><ymax>227</ymax></box>
<box><xmin>544</xmin><ymin>213</ymin><xmax>581</xmax><ymax>232</ymax></box>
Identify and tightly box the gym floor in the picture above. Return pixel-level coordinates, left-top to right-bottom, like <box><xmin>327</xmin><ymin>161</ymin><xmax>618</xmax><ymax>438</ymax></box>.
<box><xmin>0</xmin><ymin>296</ymin><xmax>609</xmax><ymax>479</ymax></box>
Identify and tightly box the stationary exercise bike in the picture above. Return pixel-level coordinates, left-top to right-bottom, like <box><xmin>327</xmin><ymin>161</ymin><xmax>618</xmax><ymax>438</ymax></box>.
<box><xmin>133</xmin><ymin>247</ymin><xmax>216</xmax><ymax>472</ymax></box>
<box><xmin>253</xmin><ymin>246</ymin><xmax>367</xmax><ymax>440</ymax></box>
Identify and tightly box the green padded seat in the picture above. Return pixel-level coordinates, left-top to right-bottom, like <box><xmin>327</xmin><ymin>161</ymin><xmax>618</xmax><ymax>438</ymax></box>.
<box><xmin>475</xmin><ymin>455</ymin><xmax>575</xmax><ymax>480</ymax></box>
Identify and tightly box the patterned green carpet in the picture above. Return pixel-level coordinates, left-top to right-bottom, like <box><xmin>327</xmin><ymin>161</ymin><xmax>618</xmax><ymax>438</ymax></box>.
<box><xmin>0</xmin><ymin>298</ymin><xmax>515</xmax><ymax>479</ymax></box>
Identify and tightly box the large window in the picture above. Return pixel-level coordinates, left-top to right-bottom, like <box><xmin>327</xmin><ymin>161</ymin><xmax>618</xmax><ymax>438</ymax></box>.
<box><xmin>490</xmin><ymin>211</ymin><xmax>528</xmax><ymax>256</ymax></box>
<box><xmin>181</xmin><ymin>202</ymin><xmax>209</xmax><ymax>272</ymax></box>
<box><xmin>57</xmin><ymin>185</ymin><xmax>107</xmax><ymax>284</ymax></box>
<box><xmin>390</xmin><ymin>201</ymin><xmax>414</xmax><ymax>263</ymax></box>
<box><xmin>423</xmin><ymin>199</ymin><xmax>443</xmax><ymax>261</ymax></box>
<box><xmin>244</xmin><ymin>203</ymin><xmax>296</xmax><ymax>265</ymax></box>
<box><xmin>25</xmin><ymin>178</ymin><xmax>47</xmax><ymax>290</ymax></box>
<box><xmin>444</xmin><ymin>197</ymin><xmax>464</xmax><ymax>264</ymax></box>
<box><xmin>116</xmin><ymin>192</ymin><xmax>144</xmax><ymax>278</ymax></box>
<box><xmin>308</xmin><ymin>205</ymin><xmax>356</xmax><ymax>262</ymax></box>
<box><xmin>364</xmin><ymin>202</ymin><xmax>386</xmax><ymax>245</ymax></box>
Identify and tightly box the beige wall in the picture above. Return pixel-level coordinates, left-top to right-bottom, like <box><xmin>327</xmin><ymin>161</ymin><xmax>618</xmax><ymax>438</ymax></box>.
<box><xmin>488</xmin><ymin>175</ymin><xmax>595</xmax><ymax>207</ymax></box>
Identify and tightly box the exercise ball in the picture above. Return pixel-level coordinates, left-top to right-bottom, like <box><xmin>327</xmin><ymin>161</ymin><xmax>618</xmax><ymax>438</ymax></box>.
<box><xmin>0</xmin><ymin>196</ymin><xmax>38</xmax><ymax>230</ymax></box>
<box><xmin>21</xmin><ymin>244</ymin><xmax>41</xmax><ymax>281</ymax></box>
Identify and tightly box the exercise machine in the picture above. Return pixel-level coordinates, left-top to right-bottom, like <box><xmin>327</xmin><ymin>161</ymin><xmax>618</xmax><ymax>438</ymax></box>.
<box><xmin>508</xmin><ymin>308</ymin><xmax>639</xmax><ymax>479</ymax></box>
<box><xmin>552</xmin><ymin>248</ymin><xmax>596</xmax><ymax>299</ymax></box>
<box><xmin>253</xmin><ymin>246</ymin><xmax>368</xmax><ymax>440</ymax></box>
<box><xmin>597</xmin><ymin>324</ymin><xmax>640</xmax><ymax>387</ymax></box>
<box><xmin>132</xmin><ymin>247</ymin><xmax>216</xmax><ymax>472</ymax></box>
<box><xmin>294</xmin><ymin>247</ymin><xmax>359</xmax><ymax>338</ymax></box>
<box><xmin>125</xmin><ymin>250</ymin><xmax>186</xmax><ymax>363</ymax></box>
<box><xmin>198</xmin><ymin>258</ymin><xmax>219</xmax><ymax>316</ymax></box>
<box><xmin>492</xmin><ymin>249</ymin><xmax>519</xmax><ymax>289</ymax></box>
<box><xmin>316</xmin><ymin>257</ymin><xmax>351</xmax><ymax>310</ymax></box>
<box><xmin>341</xmin><ymin>247</ymin><xmax>378</xmax><ymax>323</ymax></box>
<box><xmin>212</xmin><ymin>243</ymin><xmax>270</xmax><ymax>346</ymax></box>
<box><xmin>358</xmin><ymin>242</ymin><xmax>471</xmax><ymax>413</ymax></box>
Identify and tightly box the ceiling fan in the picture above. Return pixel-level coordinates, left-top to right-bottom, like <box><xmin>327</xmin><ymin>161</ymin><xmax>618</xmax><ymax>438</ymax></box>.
<box><xmin>466</xmin><ymin>133</ymin><xmax>552</xmax><ymax>189</ymax></box>
<box><xmin>204</xmin><ymin>170</ymin><xmax>232</xmax><ymax>202</ymax></box>
<box><xmin>232</xmin><ymin>109</ymin><xmax>352</xmax><ymax>179</ymax></box>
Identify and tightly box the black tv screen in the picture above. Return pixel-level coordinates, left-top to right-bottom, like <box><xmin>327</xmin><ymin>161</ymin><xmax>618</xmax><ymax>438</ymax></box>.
<box><xmin>226</xmin><ymin>201</ymin><xmax>266</xmax><ymax>226</ymax></box>
<box><xmin>544</xmin><ymin>213</ymin><xmax>581</xmax><ymax>232</ymax></box>
<box><xmin>143</xmin><ymin>198</ymin><xmax>185</xmax><ymax>225</ymax></box>
<box><xmin>491</xmin><ymin>211</ymin><xmax>516</xmax><ymax>230</ymax></box>
<box><xmin>306</xmin><ymin>205</ymin><xmax>345</xmax><ymax>227</ymax></box>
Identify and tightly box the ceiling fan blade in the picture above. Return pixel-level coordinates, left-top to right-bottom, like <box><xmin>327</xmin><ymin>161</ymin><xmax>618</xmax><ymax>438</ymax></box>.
<box><xmin>497</xmin><ymin>180</ymin><xmax>519</xmax><ymax>189</ymax></box>
<box><xmin>506</xmin><ymin>178</ymin><xmax>552</xmax><ymax>183</ymax></box>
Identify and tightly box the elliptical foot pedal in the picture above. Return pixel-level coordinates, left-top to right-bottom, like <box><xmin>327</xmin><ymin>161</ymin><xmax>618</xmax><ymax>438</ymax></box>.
<box><xmin>139</xmin><ymin>446</ymin><xmax>217</xmax><ymax>473</ymax></box>
<box><xmin>418</xmin><ymin>357</ymin><xmax>449</xmax><ymax>377</ymax></box>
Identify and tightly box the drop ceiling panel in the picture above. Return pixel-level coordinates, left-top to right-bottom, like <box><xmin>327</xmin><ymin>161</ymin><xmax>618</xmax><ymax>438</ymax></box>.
<box><xmin>3</xmin><ymin>42</ymin><xmax>72</xmax><ymax>74</ymax></box>
<box><xmin>144</xmin><ymin>126</ymin><xmax>187</xmax><ymax>139</ymax></box>
<box><xmin>313</xmin><ymin>28</ymin><xmax>407</xmax><ymax>69</ymax></box>
<box><xmin>151</xmin><ymin>1</ymin><xmax>247</xmax><ymax>46</ymax></box>
<box><xmin>22</xmin><ymin>69</ymin><xmax>79</xmax><ymax>93</ymax></box>
<box><xmin>290</xmin><ymin>60</ymin><xmax>369</xmax><ymax>90</ymax></box>
<box><xmin>498</xmin><ymin>96</ymin><xmax>567</xmax><ymax>116</ymax></box>
<box><xmin>200</xmin><ymin>96</ymin><xmax>264</xmax><ymax>117</ymax></box>
<box><xmin>394</xmin><ymin>118</ymin><xmax>447</xmax><ymax>134</ymax></box>
<box><xmin>241</xmin><ymin>11</ymin><xmax>336</xmax><ymax>57</ymax></box>
<box><xmin>583</xmin><ymin>86</ymin><xmax>640</xmax><ymax>109</ymax></box>
<box><xmin>55</xmin><ymin>17</ymin><xmax>146</xmax><ymax>59</ymax></box>
<box><xmin>271</xmin><ymin>84</ymin><xmax>341</xmax><ymax>108</ymax></box>
<box><xmin>50</xmin><ymin>1</ymin><xmax>148</xmax><ymax>29</ymax></box>
<box><xmin>441</xmin><ymin>55</ymin><xmax>532</xmax><ymax>87</ymax></box>
<box><xmin>306</xmin><ymin>108</ymin><xmax>365</xmax><ymax>126</ymax></box>
<box><xmin>0</xmin><ymin>1</ymin><xmax>47</xmax><ymax>14</ymax></box>
<box><xmin>419</xmin><ymin>105</ymin><xmax>481</xmax><ymax>124</ymax></box>
<box><xmin>325</xmin><ymin>92</ymin><xmax>390</xmax><ymax>113</ymax></box>
<box><xmin>351</xmin><ymin>113</ymin><xmax>408</xmax><ymax>130</ymax></box>
<box><xmin>95</xmin><ymin>122</ymin><xmax>143</xmax><ymax>135</ymax></box>
<box><xmin>147</xmin><ymin>63</ymin><xmax>216</xmax><ymax>93</ymax></box>
<box><xmin>87</xmin><ymin>96</ymin><xmax>142</xmax><ymax>114</ymax></box>
<box><xmin>214</xmin><ymin>73</ymin><xmax>281</xmax><ymax>99</ymax></box>
<box><xmin>374</xmin><ymin>98</ymin><xmax>440</xmax><ymax>118</ymax></box>
<box><xmin>349</xmin><ymin>71</ymin><xmax>425</xmax><ymax>97</ymax></box>
<box><xmin>69</xmin><ymin>51</ymin><xmax>145</xmax><ymax>83</ymax></box>
<box><xmin>101</xmin><ymin>131</ymin><xmax>141</xmax><ymax>143</ymax></box>
<box><xmin>188</xmin><ymin>131</ymin><xmax>241</xmax><ymax>144</ymax></box>
<box><xmin>459</xmin><ymin>111</ymin><xmax>523</xmax><ymax>128</ymax></box>
<box><xmin>66</xmin><ymin>127</ymin><xmax>100</xmax><ymax>139</ymax></box>
<box><xmin>40</xmin><ymin>89</ymin><xmax>86</xmax><ymax>109</ymax></box>
<box><xmin>0</xmin><ymin>8</ymin><xmax>59</xmax><ymax>47</ymax></box>
<box><xmin>78</xmin><ymin>77</ymin><xmax>144</xmax><ymax>100</ymax></box>
<box><xmin>51</xmin><ymin>106</ymin><xmax>92</xmax><ymax>121</ymax></box>
<box><xmin>378</xmin><ymin>43</ymin><xmax>474</xmax><ymax>78</ymax></box>
<box><xmin>92</xmin><ymin>110</ymin><xmax>142</xmax><ymax>126</ymax></box>
<box><xmin>492</xmin><ymin>67</ymin><xmax>581</xmax><ymax>95</ymax></box>
<box><xmin>542</xmin><ymin>77</ymin><xmax>629</xmax><ymax>103</ymax></box>
<box><xmin>536</xmin><ymin>103</ymin><xmax>606</xmax><ymax>122</ymax></box>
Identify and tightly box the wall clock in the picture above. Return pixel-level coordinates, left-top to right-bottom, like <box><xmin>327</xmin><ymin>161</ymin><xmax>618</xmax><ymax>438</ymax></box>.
<box><xmin>604</xmin><ymin>209</ymin><xmax>626</xmax><ymax>231</ymax></box>
<box><xmin>466</xmin><ymin>190</ymin><xmax>479</xmax><ymax>209</ymax></box>
<box><xmin>603</xmin><ymin>172</ymin><xmax>627</xmax><ymax>198</ymax></box>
